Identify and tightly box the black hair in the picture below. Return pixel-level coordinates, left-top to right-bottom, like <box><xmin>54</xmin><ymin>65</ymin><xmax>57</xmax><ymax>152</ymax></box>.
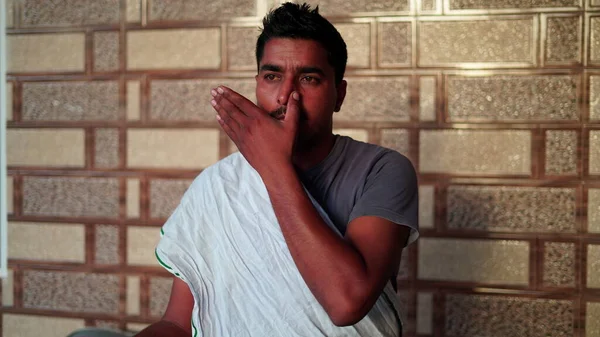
<box><xmin>256</xmin><ymin>2</ymin><xmax>347</xmax><ymax>86</ymax></box>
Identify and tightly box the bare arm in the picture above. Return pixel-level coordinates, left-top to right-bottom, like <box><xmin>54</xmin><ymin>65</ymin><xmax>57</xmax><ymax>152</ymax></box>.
<box><xmin>135</xmin><ymin>277</ymin><xmax>194</xmax><ymax>337</ymax></box>
<box><xmin>261</xmin><ymin>165</ymin><xmax>410</xmax><ymax>326</ymax></box>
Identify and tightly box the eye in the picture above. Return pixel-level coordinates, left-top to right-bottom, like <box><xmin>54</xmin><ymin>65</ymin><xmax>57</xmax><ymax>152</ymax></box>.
<box><xmin>264</xmin><ymin>73</ymin><xmax>280</xmax><ymax>81</ymax></box>
<box><xmin>301</xmin><ymin>76</ymin><xmax>320</xmax><ymax>84</ymax></box>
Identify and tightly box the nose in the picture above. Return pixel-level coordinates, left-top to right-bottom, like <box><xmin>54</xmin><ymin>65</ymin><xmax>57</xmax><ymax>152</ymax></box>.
<box><xmin>277</xmin><ymin>78</ymin><xmax>296</xmax><ymax>106</ymax></box>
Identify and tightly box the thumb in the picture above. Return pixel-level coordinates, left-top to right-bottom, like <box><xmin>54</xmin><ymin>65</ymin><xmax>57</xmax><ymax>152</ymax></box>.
<box><xmin>285</xmin><ymin>91</ymin><xmax>301</xmax><ymax>129</ymax></box>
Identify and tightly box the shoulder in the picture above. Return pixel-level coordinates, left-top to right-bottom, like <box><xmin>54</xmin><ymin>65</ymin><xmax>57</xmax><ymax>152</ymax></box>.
<box><xmin>204</xmin><ymin>151</ymin><xmax>245</xmax><ymax>172</ymax></box>
<box><xmin>186</xmin><ymin>152</ymin><xmax>250</xmax><ymax>194</ymax></box>
<box><xmin>339</xmin><ymin>136</ymin><xmax>414</xmax><ymax>174</ymax></box>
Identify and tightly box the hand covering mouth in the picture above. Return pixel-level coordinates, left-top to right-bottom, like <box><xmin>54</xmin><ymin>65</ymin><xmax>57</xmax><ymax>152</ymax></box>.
<box><xmin>269</xmin><ymin>106</ymin><xmax>287</xmax><ymax>120</ymax></box>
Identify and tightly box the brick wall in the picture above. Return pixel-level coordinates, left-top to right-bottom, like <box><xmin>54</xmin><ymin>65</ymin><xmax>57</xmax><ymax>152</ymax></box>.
<box><xmin>3</xmin><ymin>0</ymin><xmax>600</xmax><ymax>336</ymax></box>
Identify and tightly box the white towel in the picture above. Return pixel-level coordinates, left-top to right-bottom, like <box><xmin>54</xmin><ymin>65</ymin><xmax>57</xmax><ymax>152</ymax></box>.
<box><xmin>156</xmin><ymin>152</ymin><xmax>402</xmax><ymax>337</ymax></box>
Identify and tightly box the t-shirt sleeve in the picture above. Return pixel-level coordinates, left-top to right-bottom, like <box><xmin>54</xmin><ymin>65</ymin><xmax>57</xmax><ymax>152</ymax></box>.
<box><xmin>348</xmin><ymin>150</ymin><xmax>419</xmax><ymax>246</ymax></box>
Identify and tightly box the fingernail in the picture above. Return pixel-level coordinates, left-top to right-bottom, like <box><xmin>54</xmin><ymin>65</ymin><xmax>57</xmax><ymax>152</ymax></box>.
<box><xmin>210</xmin><ymin>89</ymin><xmax>217</xmax><ymax>97</ymax></box>
<box><xmin>217</xmin><ymin>87</ymin><xmax>224</xmax><ymax>94</ymax></box>
<box><xmin>210</xmin><ymin>99</ymin><xmax>217</xmax><ymax>107</ymax></box>
<box><xmin>292</xmin><ymin>92</ymin><xmax>299</xmax><ymax>100</ymax></box>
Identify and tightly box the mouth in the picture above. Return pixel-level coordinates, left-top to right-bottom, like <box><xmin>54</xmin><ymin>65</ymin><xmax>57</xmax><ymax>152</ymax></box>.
<box><xmin>269</xmin><ymin>107</ymin><xmax>286</xmax><ymax>120</ymax></box>
<box><xmin>269</xmin><ymin>106</ymin><xmax>308</xmax><ymax>121</ymax></box>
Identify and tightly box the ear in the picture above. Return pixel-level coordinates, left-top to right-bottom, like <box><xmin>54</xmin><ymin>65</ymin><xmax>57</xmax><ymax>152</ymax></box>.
<box><xmin>334</xmin><ymin>80</ymin><xmax>347</xmax><ymax>112</ymax></box>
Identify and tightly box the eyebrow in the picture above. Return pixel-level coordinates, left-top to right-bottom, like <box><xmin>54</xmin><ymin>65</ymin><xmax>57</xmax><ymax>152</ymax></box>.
<box><xmin>298</xmin><ymin>67</ymin><xmax>326</xmax><ymax>76</ymax></box>
<box><xmin>259</xmin><ymin>64</ymin><xmax>282</xmax><ymax>72</ymax></box>
<box><xmin>259</xmin><ymin>64</ymin><xmax>326</xmax><ymax>76</ymax></box>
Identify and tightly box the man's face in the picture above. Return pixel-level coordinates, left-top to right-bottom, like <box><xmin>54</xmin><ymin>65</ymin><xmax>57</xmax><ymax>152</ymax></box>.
<box><xmin>255</xmin><ymin>38</ymin><xmax>346</xmax><ymax>146</ymax></box>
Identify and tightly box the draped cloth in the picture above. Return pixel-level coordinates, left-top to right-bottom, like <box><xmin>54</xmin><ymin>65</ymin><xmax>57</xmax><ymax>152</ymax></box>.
<box><xmin>156</xmin><ymin>153</ymin><xmax>403</xmax><ymax>337</ymax></box>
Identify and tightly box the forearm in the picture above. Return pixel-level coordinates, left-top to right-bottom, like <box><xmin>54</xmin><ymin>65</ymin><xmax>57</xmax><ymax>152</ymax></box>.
<box><xmin>135</xmin><ymin>320</ymin><xmax>190</xmax><ymax>337</ymax></box>
<box><xmin>260</xmin><ymin>164</ymin><xmax>375</xmax><ymax>324</ymax></box>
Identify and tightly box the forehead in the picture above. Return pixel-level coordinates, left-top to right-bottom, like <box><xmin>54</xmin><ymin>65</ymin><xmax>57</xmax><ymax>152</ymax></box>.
<box><xmin>259</xmin><ymin>38</ymin><xmax>331</xmax><ymax>69</ymax></box>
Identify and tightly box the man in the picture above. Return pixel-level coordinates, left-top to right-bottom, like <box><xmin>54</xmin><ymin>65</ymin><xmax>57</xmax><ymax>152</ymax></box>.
<box><xmin>138</xmin><ymin>3</ymin><xmax>418</xmax><ymax>336</ymax></box>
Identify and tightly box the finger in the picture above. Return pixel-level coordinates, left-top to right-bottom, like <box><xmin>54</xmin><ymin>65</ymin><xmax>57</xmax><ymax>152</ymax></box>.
<box><xmin>211</xmin><ymin>88</ymin><xmax>250</xmax><ymax>126</ymax></box>
<box><xmin>216</xmin><ymin>114</ymin><xmax>239</xmax><ymax>145</ymax></box>
<box><xmin>211</xmin><ymin>98</ymin><xmax>242</xmax><ymax>136</ymax></box>
<box><xmin>284</xmin><ymin>91</ymin><xmax>301</xmax><ymax>133</ymax></box>
<box><xmin>217</xmin><ymin>86</ymin><xmax>262</xmax><ymax>118</ymax></box>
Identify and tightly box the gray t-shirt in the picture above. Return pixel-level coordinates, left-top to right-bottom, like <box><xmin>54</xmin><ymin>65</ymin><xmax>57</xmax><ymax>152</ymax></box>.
<box><xmin>300</xmin><ymin>135</ymin><xmax>419</xmax><ymax>245</ymax></box>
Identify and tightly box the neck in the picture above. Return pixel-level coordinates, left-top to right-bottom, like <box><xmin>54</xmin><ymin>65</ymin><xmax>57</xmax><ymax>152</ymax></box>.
<box><xmin>292</xmin><ymin>132</ymin><xmax>336</xmax><ymax>172</ymax></box>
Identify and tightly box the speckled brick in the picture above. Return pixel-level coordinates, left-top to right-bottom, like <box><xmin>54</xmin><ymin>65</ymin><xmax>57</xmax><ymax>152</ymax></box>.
<box><xmin>93</xmin><ymin>32</ymin><xmax>120</xmax><ymax>72</ymax></box>
<box><xmin>445</xmin><ymin>294</ymin><xmax>573</xmax><ymax>337</ymax></box>
<box><xmin>543</xmin><ymin>242</ymin><xmax>575</xmax><ymax>287</ymax></box>
<box><xmin>94</xmin><ymin>128</ymin><xmax>120</xmax><ymax>168</ymax></box>
<box><xmin>449</xmin><ymin>0</ymin><xmax>578</xmax><ymax>9</ymax></box>
<box><xmin>22</xmin><ymin>176</ymin><xmax>119</xmax><ymax>218</ymax></box>
<box><xmin>149</xmin><ymin>0</ymin><xmax>255</xmax><ymax>21</ymax></box>
<box><xmin>447</xmin><ymin>186</ymin><xmax>576</xmax><ymax>232</ymax></box>
<box><xmin>302</xmin><ymin>0</ymin><xmax>409</xmax><ymax>15</ymax></box>
<box><xmin>337</xmin><ymin>77</ymin><xmax>410</xmax><ymax>122</ymax></box>
<box><xmin>447</xmin><ymin>75</ymin><xmax>579</xmax><ymax>121</ymax></box>
<box><xmin>95</xmin><ymin>225</ymin><xmax>119</xmax><ymax>265</ymax></box>
<box><xmin>23</xmin><ymin>270</ymin><xmax>119</xmax><ymax>314</ymax></box>
<box><xmin>150</xmin><ymin>179</ymin><xmax>193</xmax><ymax>219</ymax></box>
<box><xmin>21</xmin><ymin>0</ymin><xmax>120</xmax><ymax>26</ymax></box>
<box><xmin>419</xmin><ymin>19</ymin><xmax>534</xmax><ymax>65</ymax></box>
<box><xmin>22</xmin><ymin>81</ymin><xmax>120</xmax><ymax>121</ymax></box>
